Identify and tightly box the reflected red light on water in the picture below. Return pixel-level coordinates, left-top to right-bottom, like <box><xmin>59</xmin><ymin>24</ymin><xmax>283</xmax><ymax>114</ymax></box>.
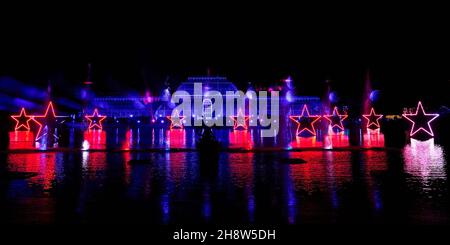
<box><xmin>288</xmin><ymin>151</ymin><xmax>352</xmax><ymax>210</ymax></box>
<box><xmin>166</xmin><ymin>129</ymin><xmax>187</xmax><ymax>148</ymax></box>
<box><xmin>84</xmin><ymin>152</ymin><xmax>107</xmax><ymax>177</ymax></box>
<box><xmin>8</xmin><ymin>153</ymin><xmax>56</xmax><ymax>191</ymax></box>
<box><xmin>167</xmin><ymin>152</ymin><xmax>188</xmax><ymax>185</ymax></box>
<box><xmin>363</xmin><ymin>129</ymin><xmax>385</xmax><ymax>148</ymax></box>
<box><xmin>8</xmin><ymin>131</ymin><xmax>35</xmax><ymax>149</ymax></box>
<box><xmin>288</xmin><ymin>152</ymin><xmax>352</xmax><ymax>191</ymax></box>
<box><xmin>83</xmin><ymin>130</ymin><xmax>106</xmax><ymax>150</ymax></box>
<box><xmin>363</xmin><ymin>150</ymin><xmax>388</xmax><ymax>210</ymax></box>
<box><xmin>123</xmin><ymin>151</ymin><xmax>132</xmax><ymax>184</ymax></box>
<box><xmin>288</xmin><ymin>152</ymin><xmax>324</xmax><ymax>192</ymax></box>
<box><xmin>42</xmin><ymin>154</ymin><xmax>55</xmax><ymax>191</ymax></box>
<box><xmin>228</xmin><ymin>130</ymin><xmax>253</xmax><ymax>150</ymax></box>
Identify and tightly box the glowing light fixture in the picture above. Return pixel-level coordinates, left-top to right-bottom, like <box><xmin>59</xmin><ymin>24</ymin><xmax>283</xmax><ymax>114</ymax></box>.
<box><xmin>324</xmin><ymin>106</ymin><xmax>348</xmax><ymax>131</ymax></box>
<box><xmin>230</xmin><ymin>109</ymin><xmax>249</xmax><ymax>130</ymax></box>
<box><xmin>402</xmin><ymin>101</ymin><xmax>439</xmax><ymax>137</ymax></box>
<box><xmin>289</xmin><ymin>104</ymin><xmax>321</xmax><ymax>136</ymax></box>
<box><xmin>85</xmin><ymin>108</ymin><xmax>107</xmax><ymax>130</ymax></box>
<box><xmin>32</xmin><ymin>102</ymin><xmax>65</xmax><ymax>141</ymax></box>
<box><xmin>11</xmin><ymin>108</ymin><xmax>33</xmax><ymax>131</ymax></box>
<box><xmin>166</xmin><ymin>109</ymin><xmax>185</xmax><ymax>129</ymax></box>
<box><xmin>362</xmin><ymin>107</ymin><xmax>383</xmax><ymax>129</ymax></box>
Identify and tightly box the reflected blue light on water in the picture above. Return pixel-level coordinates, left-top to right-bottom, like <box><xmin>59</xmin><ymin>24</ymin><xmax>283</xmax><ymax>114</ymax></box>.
<box><xmin>202</xmin><ymin>185</ymin><xmax>212</xmax><ymax>222</ymax></box>
<box><xmin>1</xmin><ymin>134</ymin><xmax>448</xmax><ymax>224</ymax></box>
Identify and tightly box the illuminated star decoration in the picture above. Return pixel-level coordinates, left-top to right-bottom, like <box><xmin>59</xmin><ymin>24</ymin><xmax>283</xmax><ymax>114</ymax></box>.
<box><xmin>230</xmin><ymin>109</ymin><xmax>249</xmax><ymax>130</ymax></box>
<box><xmin>85</xmin><ymin>108</ymin><xmax>107</xmax><ymax>130</ymax></box>
<box><xmin>289</xmin><ymin>104</ymin><xmax>321</xmax><ymax>136</ymax></box>
<box><xmin>324</xmin><ymin>107</ymin><xmax>348</xmax><ymax>131</ymax></box>
<box><xmin>33</xmin><ymin>102</ymin><xmax>66</xmax><ymax>141</ymax></box>
<box><xmin>11</xmin><ymin>108</ymin><xmax>34</xmax><ymax>131</ymax></box>
<box><xmin>402</xmin><ymin>101</ymin><xmax>439</xmax><ymax>137</ymax></box>
<box><xmin>362</xmin><ymin>107</ymin><xmax>383</xmax><ymax>129</ymax></box>
<box><xmin>167</xmin><ymin>109</ymin><xmax>185</xmax><ymax>129</ymax></box>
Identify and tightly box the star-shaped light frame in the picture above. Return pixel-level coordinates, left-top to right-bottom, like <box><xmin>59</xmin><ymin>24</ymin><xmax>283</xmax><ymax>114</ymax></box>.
<box><xmin>289</xmin><ymin>104</ymin><xmax>321</xmax><ymax>136</ymax></box>
<box><xmin>230</xmin><ymin>109</ymin><xmax>249</xmax><ymax>130</ymax></box>
<box><xmin>32</xmin><ymin>102</ymin><xmax>66</xmax><ymax>141</ymax></box>
<box><xmin>85</xmin><ymin>108</ymin><xmax>107</xmax><ymax>130</ymax></box>
<box><xmin>362</xmin><ymin>107</ymin><xmax>383</xmax><ymax>129</ymax></box>
<box><xmin>167</xmin><ymin>109</ymin><xmax>185</xmax><ymax>129</ymax></box>
<box><xmin>324</xmin><ymin>107</ymin><xmax>348</xmax><ymax>131</ymax></box>
<box><xmin>11</xmin><ymin>108</ymin><xmax>33</xmax><ymax>131</ymax></box>
<box><xmin>402</xmin><ymin>101</ymin><xmax>439</xmax><ymax>137</ymax></box>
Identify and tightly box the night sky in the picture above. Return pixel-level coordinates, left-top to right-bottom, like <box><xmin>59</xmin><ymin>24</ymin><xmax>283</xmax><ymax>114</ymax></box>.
<box><xmin>1</xmin><ymin>7</ymin><xmax>449</xmax><ymax>114</ymax></box>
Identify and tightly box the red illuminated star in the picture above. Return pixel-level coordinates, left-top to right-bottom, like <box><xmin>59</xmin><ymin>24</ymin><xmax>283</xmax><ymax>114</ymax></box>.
<box><xmin>402</xmin><ymin>101</ymin><xmax>439</xmax><ymax>137</ymax></box>
<box><xmin>289</xmin><ymin>104</ymin><xmax>321</xmax><ymax>136</ymax></box>
<box><xmin>11</xmin><ymin>108</ymin><xmax>33</xmax><ymax>131</ymax></box>
<box><xmin>362</xmin><ymin>108</ymin><xmax>383</xmax><ymax>129</ymax></box>
<box><xmin>230</xmin><ymin>109</ymin><xmax>249</xmax><ymax>130</ymax></box>
<box><xmin>33</xmin><ymin>102</ymin><xmax>65</xmax><ymax>140</ymax></box>
<box><xmin>324</xmin><ymin>107</ymin><xmax>348</xmax><ymax>131</ymax></box>
<box><xmin>167</xmin><ymin>109</ymin><xmax>185</xmax><ymax>129</ymax></box>
<box><xmin>85</xmin><ymin>108</ymin><xmax>107</xmax><ymax>130</ymax></box>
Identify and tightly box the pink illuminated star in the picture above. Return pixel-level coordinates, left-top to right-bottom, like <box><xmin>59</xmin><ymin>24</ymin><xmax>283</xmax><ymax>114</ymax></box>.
<box><xmin>402</xmin><ymin>101</ymin><xmax>439</xmax><ymax>137</ymax></box>
<box><xmin>167</xmin><ymin>109</ymin><xmax>185</xmax><ymax>129</ymax></box>
<box><xmin>289</xmin><ymin>104</ymin><xmax>321</xmax><ymax>136</ymax></box>
<box><xmin>230</xmin><ymin>109</ymin><xmax>249</xmax><ymax>130</ymax></box>
<box><xmin>85</xmin><ymin>108</ymin><xmax>107</xmax><ymax>130</ymax></box>
<box><xmin>324</xmin><ymin>107</ymin><xmax>348</xmax><ymax>131</ymax></box>
<box><xmin>32</xmin><ymin>102</ymin><xmax>65</xmax><ymax>141</ymax></box>
<box><xmin>11</xmin><ymin>108</ymin><xmax>33</xmax><ymax>131</ymax></box>
<box><xmin>362</xmin><ymin>108</ymin><xmax>383</xmax><ymax>129</ymax></box>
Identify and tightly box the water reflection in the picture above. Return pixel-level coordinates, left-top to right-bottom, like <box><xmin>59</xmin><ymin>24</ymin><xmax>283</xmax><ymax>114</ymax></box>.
<box><xmin>403</xmin><ymin>139</ymin><xmax>446</xmax><ymax>181</ymax></box>
<box><xmin>362</xmin><ymin>150</ymin><xmax>388</xmax><ymax>211</ymax></box>
<box><xmin>1</xmin><ymin>144</ymin><xmax>448</xmax><ymax>224</ymax></box>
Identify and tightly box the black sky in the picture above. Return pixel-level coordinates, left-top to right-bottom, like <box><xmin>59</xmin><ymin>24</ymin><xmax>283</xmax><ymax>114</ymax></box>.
<box><xmin>1</xmin><ymin>6</ymin><xmax>449</xmax><ymax>113</ymax></box>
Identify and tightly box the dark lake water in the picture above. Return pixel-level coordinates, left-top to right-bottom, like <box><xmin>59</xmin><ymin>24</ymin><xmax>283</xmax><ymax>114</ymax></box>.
<box><xmin>1</xmin><ymin>138</ymin><xmax>448</xmax><ymax>224</ymax></box>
